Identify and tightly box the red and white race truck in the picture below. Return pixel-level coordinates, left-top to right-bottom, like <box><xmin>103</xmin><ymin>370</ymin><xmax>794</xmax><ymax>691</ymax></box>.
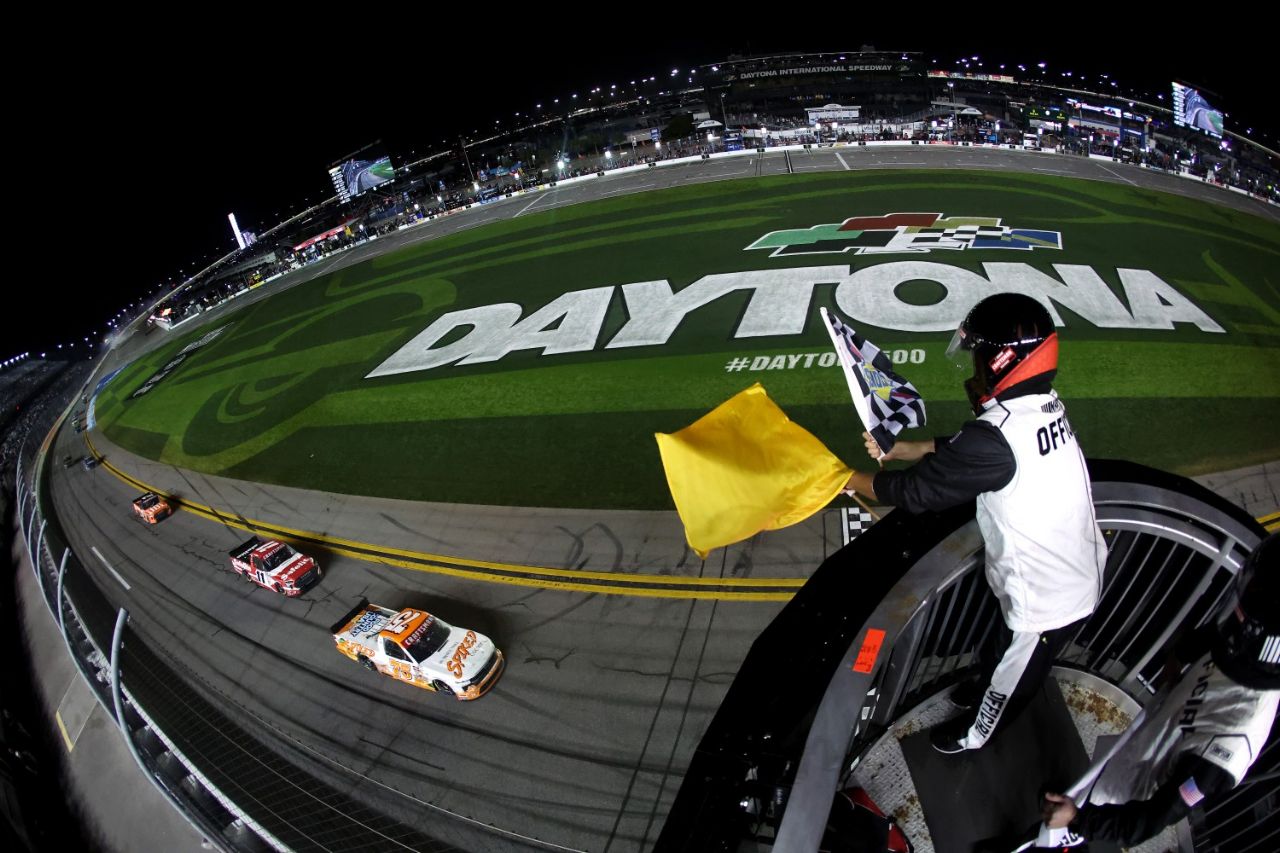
<box><xmin>228</xmin><ymin>537</ymin><xmax>320</xmax><ymax>597</ymax></box>
<box><xmin>331</xmin><ymin>601</ymin><xmax>505</xmax><ymax>700</ymax></box>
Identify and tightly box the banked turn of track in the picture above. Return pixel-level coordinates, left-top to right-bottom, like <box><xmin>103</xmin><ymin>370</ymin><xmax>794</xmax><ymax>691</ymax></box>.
<box><xmin>54</xmin><ymin>145</ymin><xmax>1280</xmax><ymax>852</ymax></box>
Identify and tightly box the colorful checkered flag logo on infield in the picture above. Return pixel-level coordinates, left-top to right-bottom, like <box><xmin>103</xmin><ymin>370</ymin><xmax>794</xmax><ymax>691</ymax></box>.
<box><xmin>820</xmin><ymin>307</ymin><xmax>926</xmax><ymax>458</ymax></box>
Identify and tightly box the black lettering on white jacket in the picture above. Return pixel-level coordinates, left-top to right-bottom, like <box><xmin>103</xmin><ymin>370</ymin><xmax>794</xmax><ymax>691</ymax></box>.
<box><xmin>874</xmin><ymin>387</ymin><xmax>1105</xmax><ymax>632</ymax></box>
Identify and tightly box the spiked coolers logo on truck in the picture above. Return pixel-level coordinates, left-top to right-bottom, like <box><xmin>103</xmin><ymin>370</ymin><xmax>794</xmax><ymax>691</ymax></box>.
<box><xmin>746</xmin><ymin>213</ymin><xmax>1063</xmax><ymax>257</ymax></box>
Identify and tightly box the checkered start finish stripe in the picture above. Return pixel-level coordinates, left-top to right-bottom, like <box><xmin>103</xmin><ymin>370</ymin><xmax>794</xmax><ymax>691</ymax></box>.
<box><xmin>841</xmin><ymin>506</ymin><xmax>876</xmax><ymax>545</ymax></box>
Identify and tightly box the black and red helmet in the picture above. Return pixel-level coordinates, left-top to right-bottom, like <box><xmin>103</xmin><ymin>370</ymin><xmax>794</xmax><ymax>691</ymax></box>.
<box><xmin>946</xmin><ymin>293</ymin><xmax>1058</xmax><ymax>407</ymax></box>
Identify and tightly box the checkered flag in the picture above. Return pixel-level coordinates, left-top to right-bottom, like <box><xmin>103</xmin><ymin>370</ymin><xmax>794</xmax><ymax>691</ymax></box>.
<box><xmin>820</xmin><ymin>308</ymin><xmax>927</xmax><ymax>458</ymax></box>
<box><xmin>841</xmin><ymin>505</ymin><xmax>875</xmax><ymax>545</ymax></box>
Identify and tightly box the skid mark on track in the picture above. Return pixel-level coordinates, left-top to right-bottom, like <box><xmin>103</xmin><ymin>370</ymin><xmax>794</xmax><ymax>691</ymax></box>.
<box><xmin>522</xmin><ymin>644</ymin><xmax>575</xmax><ymax>668</ymax></box>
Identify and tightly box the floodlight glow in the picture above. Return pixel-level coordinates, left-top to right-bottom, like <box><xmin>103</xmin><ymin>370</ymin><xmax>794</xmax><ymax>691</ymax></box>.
<box><xmin>228</xmin><ymin>213</ymin><xmax>246</xmax><ymax>249</ymax></box>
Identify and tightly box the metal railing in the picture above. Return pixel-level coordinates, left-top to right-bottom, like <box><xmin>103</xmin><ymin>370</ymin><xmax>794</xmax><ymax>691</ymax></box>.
<box><xmin>15</xmin><ymin>439</ymin><xmax>461</xmax><ymax>852</ymax></box>
<box><xmin>19</xmin><ymin>391</ymin><xmax>1276</xmax><ymax>852</ymax></box>
<box><xmin>15</xmin><ymin>455</ymin><xmax>263</xmax><ymax>852</ymax></box>
<box><xmin>860</xmin><ymin>464</ymin><xmax>1259</xmax><ymax>736</ymax></box>
<box><xmin>659</xmin><ymin>459</ymin><xmax>1275</xmax><ymax>851</ymax></box>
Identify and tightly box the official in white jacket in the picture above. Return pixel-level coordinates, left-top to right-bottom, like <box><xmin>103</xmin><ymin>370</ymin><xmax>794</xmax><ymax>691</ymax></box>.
<box><xmin>843</xmin><ymin>292</ymin><xmax>1107</xmax><ymax>753</ymax></box>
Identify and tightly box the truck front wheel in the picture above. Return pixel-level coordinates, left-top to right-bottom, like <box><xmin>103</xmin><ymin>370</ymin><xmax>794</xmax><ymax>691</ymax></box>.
<box><xmin>357</xmin><ymin>655</ymin><xmax>377</xmax><ymax>672</ymax></box>
<box><xmin>432</xmin><ymin>680</ymin><xmax>455</xmax><ymax>698</ymax></box>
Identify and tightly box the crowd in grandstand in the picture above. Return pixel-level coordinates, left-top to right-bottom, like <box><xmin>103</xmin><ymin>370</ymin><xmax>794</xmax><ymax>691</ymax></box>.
<box><xmin>0</xmin><ymin>360</ymin><xmax>92</xmax><ymax>491</ymax></box>
<box><xmin>0</xmin><ymin>356</ymin><xmax>97</xmax><ymax>850</ymax></box>
<box><xmin>144</xmin><ymin>52</ymin><xmax>1276</xmax><ymax>324</ymax></box>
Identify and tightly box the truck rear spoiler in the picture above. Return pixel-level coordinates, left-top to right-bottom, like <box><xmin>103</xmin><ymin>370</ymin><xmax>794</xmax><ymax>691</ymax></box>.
<box><xmin>329</xmin><ymin>598</ymin><xmax>371</xmax><ymax>635</ymax></box>
<box><xmin>228</xmin><ymin>536</ymin><xmax>261</xmax><ymax>559</ymax></box>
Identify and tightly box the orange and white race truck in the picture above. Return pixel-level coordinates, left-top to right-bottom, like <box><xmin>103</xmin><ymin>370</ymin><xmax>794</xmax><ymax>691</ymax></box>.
<box><xmin>228</xmin><ymin>537</ymin><xmax>320</xmax><ymax>597</ymax></box>
<box><xmin>131</xmin><ymin>492</ymin><xmax>173</xmax><ymax>524</ymax></box>
<box><xmin>331</xmin><ymin>601</ymin><xmax>505</xmax><ymax>700</ymax></box>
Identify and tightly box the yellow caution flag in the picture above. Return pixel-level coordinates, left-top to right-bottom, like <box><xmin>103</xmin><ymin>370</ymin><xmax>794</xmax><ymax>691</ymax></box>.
<box><xmin>656</xmin><ymin>383</ymin><xmax>852</xmax><ymax>559</ymax></box>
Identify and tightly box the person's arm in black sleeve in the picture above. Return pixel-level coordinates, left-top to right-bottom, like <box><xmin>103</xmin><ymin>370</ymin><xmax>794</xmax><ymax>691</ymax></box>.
<box><xmin>1068</xmin><ymin>756</ymin><xmax>1236</xmax><ymax>845</ymax></box>
<box><xmin>870</xmin><ymin>421</ymin><xmax>1015</xmax><ymax>513</ymax></box>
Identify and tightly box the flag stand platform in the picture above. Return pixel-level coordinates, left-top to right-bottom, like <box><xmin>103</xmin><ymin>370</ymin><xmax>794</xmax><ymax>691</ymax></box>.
<box><xmin>848</xmin><ymin>671</ymin><xmax>1180</xmax><ymax>852</ymax></box>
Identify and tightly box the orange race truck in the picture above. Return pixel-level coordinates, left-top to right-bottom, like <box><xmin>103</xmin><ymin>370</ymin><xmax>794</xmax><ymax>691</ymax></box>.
<box><xmin>331</xmin><ymin>600</ymin><xmax>505</xmax><ymax>700</ymax></box>
<box><xmin>131</xmin><ymin>492</ymin><xmax>173</xmax><ymax>524</ymax></box>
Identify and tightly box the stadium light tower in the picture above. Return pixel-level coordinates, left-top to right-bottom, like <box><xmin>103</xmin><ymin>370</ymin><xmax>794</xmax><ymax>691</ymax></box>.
<box><xmin>228</xmin><ymin>213</ymin><xmax>246</xmax><ymax>250</ymax></box>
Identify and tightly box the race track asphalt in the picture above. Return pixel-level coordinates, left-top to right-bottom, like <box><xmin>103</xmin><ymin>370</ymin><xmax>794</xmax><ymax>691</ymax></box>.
<box><xmin>46</xmin><ymin>145</ymin><xmax>1280</xmax><ymax>852</ymax></box>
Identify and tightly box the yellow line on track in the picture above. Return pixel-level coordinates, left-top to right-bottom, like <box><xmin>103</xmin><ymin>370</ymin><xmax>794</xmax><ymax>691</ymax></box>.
<box><xmin>86</xmin><ymin>436</ymin><xmax>801</xmax><ymax>601</ymax></box>
<box><xmin>56</xmin><ymin>711</ymin><xmax>75</xmax><ymax>753</ymax></box>
<box><xmin>78</xmin><ymin>438</ymin><xmax>1280</xmax><ymax>596</ymax></box>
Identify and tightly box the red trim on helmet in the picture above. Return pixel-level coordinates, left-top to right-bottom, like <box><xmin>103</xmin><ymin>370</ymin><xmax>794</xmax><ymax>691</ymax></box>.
<box><xmin>981</xmin><ymin>333</ymin><xmax>1059</xmax><ymax>403</ymax></box>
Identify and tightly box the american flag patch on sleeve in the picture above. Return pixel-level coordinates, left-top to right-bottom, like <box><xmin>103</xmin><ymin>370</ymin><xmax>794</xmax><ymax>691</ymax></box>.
<box><xmin>1179</xmin><ymin>777</ymin><xmax>1205</xmax><ymax>807</ymax></box>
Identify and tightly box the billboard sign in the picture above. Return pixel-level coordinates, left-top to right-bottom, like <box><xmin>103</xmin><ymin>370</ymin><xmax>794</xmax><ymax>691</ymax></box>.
<box><xmin>807</xmin><ymin>104</ymin><xmax>861</xmax><ymax>125</ymax></box>
<box><xmin>723</xmin><ymin>61</ymin><xmax>918</xmax><ymax>82</ymax></box>
<box><xmin>329</xmin><ymin>156</ymin><xmax>396</xmax><ymax>203</ymax></box>
<box><xmin>1172</xmin><ymin>83</ymin><xmax>1224</xmax><ymax>138</ymax></box>
<box><xmin>1025</xmin><ymin>104</ymin><xmax>1069</xmax><ymax>123</ymax></box>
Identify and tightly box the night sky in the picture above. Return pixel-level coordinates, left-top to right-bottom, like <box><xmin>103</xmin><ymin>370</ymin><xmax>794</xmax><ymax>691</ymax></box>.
<box><xmin>10</xmin><ymin>15</ymin><xmax>1270</xmax><ymax>365</ymax></box>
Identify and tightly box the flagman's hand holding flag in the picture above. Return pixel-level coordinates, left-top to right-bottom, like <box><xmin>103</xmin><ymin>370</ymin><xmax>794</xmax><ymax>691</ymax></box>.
<box><xmin>655</xmin><ymin>311</ymin><xmax>928</xmax><ymax>558</ymax></box>
<box><xmin>857</xmin><ymin>430</ymin><xmax>937</xmax><ymax>469</ymax></box>
<box><xmin>844</xmin><ymin>432</ymin><xmax>937</xmax><ymax>503</ymax></box>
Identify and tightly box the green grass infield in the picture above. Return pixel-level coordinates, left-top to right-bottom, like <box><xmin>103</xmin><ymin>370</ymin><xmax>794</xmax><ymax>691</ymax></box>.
<box><xmin>95</xmin><ymin>169</ymin><xmax>1280</xmax><ymax>509</ymax></box>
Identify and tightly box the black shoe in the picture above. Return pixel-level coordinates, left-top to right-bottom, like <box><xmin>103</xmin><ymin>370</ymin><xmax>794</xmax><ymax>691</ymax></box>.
<box><xmin>949</xmin><ymin>679</ymin><xmax>985</xmax><ymax>710</ymax></box>
<box><xmin>930</xmin><ymin>723</ymin><xmax>969</xmax><ymax>754</ymax></box>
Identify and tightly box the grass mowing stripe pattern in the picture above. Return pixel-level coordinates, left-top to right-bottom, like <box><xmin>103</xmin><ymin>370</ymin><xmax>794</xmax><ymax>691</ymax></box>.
<box><xmin>95</xmin><ymin>170</ymin><xmax>1280</xmax><ymax>510</ymax></box>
